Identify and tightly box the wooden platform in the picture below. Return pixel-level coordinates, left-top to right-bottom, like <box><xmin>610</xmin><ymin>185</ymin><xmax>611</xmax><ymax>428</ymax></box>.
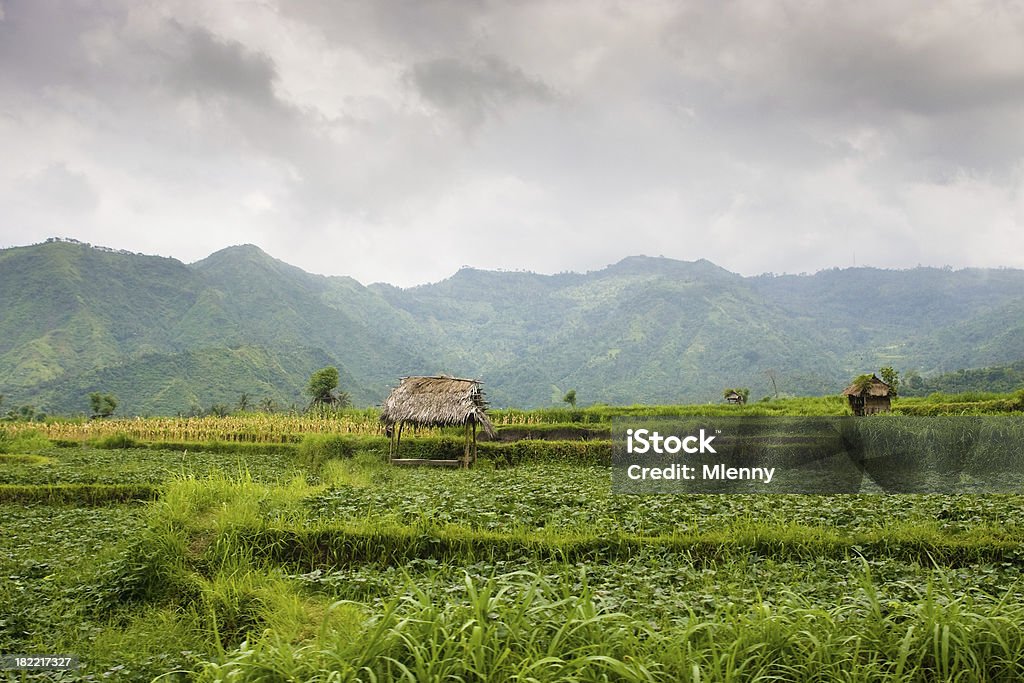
<box><xmin>390</xmin><ymin>458</ymin><xmax>466</xmax><ymax>468</ymax></box>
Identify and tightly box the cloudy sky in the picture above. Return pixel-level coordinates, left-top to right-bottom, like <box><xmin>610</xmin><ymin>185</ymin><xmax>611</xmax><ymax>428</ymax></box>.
<box><xmin>2</xmin><ymin>1</ymin><xmax>1024</xmax><ymax>286</ymax></box>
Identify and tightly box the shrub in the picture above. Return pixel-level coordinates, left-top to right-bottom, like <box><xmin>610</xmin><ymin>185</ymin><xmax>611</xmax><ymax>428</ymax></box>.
<box><xmin>95</xmin><ymin>432</ymin><xmax>140</xmax><ymax>449</ymax></box>
<box><xmin>298</xmin><ymin>434</ymin><xmax>357</xmax><ymax>470</ymax></box>
<box><xmin>390</xmin><ymin>436</ymin><xmax>466</xmax><ymax>460</ymax></box>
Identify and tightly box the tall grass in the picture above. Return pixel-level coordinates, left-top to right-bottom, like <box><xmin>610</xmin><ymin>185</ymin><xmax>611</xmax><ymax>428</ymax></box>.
<box><xmin>297</xmin><ymin>434</ymin><xmax>357</xmax><ymax>472</ymax></box>
<box><xmin>195</xmin><ymin>569</ymin><xmax>1024</xmax><ymax>682</ymax></box>
<box><xmin>0</xmin><ymin>426</ymin><xmax>51</xmax><ymax>453</ymax></box>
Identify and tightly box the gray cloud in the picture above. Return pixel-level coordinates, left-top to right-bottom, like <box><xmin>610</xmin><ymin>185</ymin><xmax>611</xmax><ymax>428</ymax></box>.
<box><xmin>409</xmin><ymin>55</ymin><xmax>553</xmax><ymax>128</ymax></box>
<box><xmin>168</xmin><ymin>25</ymin><xmax>281</xmax><ymax>107</ymax></box>
<box><xmin>1</xmin><ymin>1</ymin><xmax>1023</xmax><ymax>285</ymax></box>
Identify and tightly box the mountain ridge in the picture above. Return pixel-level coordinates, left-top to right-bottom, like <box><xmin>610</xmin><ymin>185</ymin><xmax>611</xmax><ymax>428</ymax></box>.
<box><xmin>2</xmin><ymin>239</ymin><xmax>1023</xmax><ymax>415</ymax></box>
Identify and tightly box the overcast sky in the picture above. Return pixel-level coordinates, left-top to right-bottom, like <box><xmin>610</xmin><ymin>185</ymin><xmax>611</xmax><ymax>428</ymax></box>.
<box><xmin>2</xmin><ymin>1</ymin><xmax>1024</xmax><ymax>286</ymax></box>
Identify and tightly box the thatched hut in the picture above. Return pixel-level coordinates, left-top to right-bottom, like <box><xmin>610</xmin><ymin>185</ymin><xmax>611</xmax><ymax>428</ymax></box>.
<box><xmin>724</xmin><ymin>390</ymin><xmax>745</xmax><ymax>405</ymax></box>
<box><xmin>842</xmin><ymin>374</ymin><xmax>892</xmax><ymax>416</ymax></box>
<box><xmin>380</xmin><ymin>375</ymin><xmax>496</xmax><ymax>467</ymax></box>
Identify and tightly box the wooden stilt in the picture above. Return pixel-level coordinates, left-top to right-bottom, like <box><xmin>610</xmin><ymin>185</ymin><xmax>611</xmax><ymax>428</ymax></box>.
<box><xmin>462</xmin><ymin>423</ymin><xmax>471</xmax><ymax>469</ymax></box>
<box><xmin>395</xmin><ymin>422</ymin><xmax>404</xmax><ymax>461</ymax></box>
<box><xmin>472</xmin><ymin>421</ymin><xmax>477</xmax><ymax>465</ymax></box>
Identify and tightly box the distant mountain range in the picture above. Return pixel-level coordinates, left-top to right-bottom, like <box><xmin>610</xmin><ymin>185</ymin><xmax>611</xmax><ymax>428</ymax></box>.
<box><xmin>2</xmin><ymin>239</ymin><xmax>1023</xmax><ymax>415</ymax></box>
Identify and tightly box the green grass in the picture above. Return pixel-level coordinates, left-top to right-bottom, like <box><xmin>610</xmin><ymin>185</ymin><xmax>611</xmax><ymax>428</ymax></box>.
<box><xmin>0</xmin><ymin>444</ymin><xmax>300</xmax><ymax>486</ymax></box>
<box><xmin>491</xmin><ymin>395</ymin><xmax>857</xmax><ymax>424</ymax></box>
<box><xmin>0</xmin><ymin>483</ymin><xmax>158</xmax><ymax>504</ymax></box>
<box><xmin>0</xmin><ymin>453</ymin><xmax>52</xmax><ymax>465</ymax></box>
<box><xmin>0</xmin><ymin>427</ymin><xmax>51</xmax><ymax>454</ymax></box>
<box><xmin>198</xmin><ymin>568</ymin><xmax>1024</xmax><ymax>682</ymax></box>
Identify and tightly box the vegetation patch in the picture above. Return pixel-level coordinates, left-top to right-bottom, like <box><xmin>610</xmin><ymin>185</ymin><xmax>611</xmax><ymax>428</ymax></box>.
<box><xmin>144</xmin><ymin>440</ymin><xmax>299</xmax><ymax>456</ymax></box>
<box><xmin>894</xmin><ymin>395</ymin><xmax>1024</xmax><ymax>416</ymax></box>
<box><xmin>198</xmin><ymin>569</ymin><xmax>1024</xmax><ymax>683</ymax></box>
<box><xmin>93</xmin><ymin>431</ymin><xmax>142</xmax><ymax>449</ymax></box>
<box><xmin>486</xmin><ymin>423</ymin><xmax>612</xmax><ymax>441</ymax></box>
<box><xmin>297</xmin><ymin>434</ymin><xmax>358</xmax><ymax>471</ymax></box>
<box><xmin>481</xmin><ymin>439</ymin><xmax>610</xmax><ymax>466</ymax></box>
<box><xmin>0</xmin><ymin>453</ymin><xmax>52</xmax><ymax>465</ymax></box>
<box><xmin>0</xmin><ymin>446</ymin><xmax>298</xmax><ymax>487</ymax></box>
<box><xmin>0</xmin><ymin>483</ymin><xmax>159</xmax><ymax>505</ymax></box>
<box><xmin>0</xmin><ymin>427</ymin><xmax>52</xmax><ymax>454</ymax></box>
<box><xmin>234</xmin><ymin>522</ymin><xmax>1024</xmax><ymax>570</ymax></box>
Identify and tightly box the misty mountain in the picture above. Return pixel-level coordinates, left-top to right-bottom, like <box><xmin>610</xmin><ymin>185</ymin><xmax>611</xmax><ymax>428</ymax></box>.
<box><xmin>1</xmin><ymin>240</ymin><xmax>1023</xmax><ymax>415</ymax></box>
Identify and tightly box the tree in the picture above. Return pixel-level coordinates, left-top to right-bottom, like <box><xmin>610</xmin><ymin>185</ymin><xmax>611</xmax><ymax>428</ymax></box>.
<box><xmin>207</xmin><ymin>403</ymin><xmax>230</xmax><ymax>417</ymax></box>
<box><xmin>764</xmin><ymin>369</ymin><xmax>780</xmax><ymax>398</ymax></box>
<box><xmin>333</xmin><ymin>390</ymin><xmax>352</xmax><ymax>410</ymax></box>
<box><xmin>563</xmin><ymin>389</ymin><xmax>577</xmax><ymax>409</ymax></box>
<box><xmin>901</xmin><ymin>369</ymin><xmax>924</xmax><ymax>395</ymax></box>
<box><xmin>307</xmin><ymin>367</ymin><xmax>339</xmax><ymax>404</ymax></box>
<box><xmin>306</xmin><ymin>366</ymin><xmax>351</xmax><ymax>410</ymax></box>
<box><xmin>851</xmin><ymin>373</ymin><xmax>874</xmax><ymax>394</ymax></box>
<box><xmin>89</xmin><ymin>392</ymin><xmax>118</xmax><ymax>418</ymax></box>
<box><xmin>879</xmin><ymin>366</ymin><xmax>900</xmax><ymax>397</ymax></box>
<box><xmin>5</xmin><ymin>404</ymin><xmax>39</xmax><ymax>422</ymax></box>
<box><xmin>236</xmin><ymin>392</ymin><xmax>251</xmax><ymax>412</ymax></box>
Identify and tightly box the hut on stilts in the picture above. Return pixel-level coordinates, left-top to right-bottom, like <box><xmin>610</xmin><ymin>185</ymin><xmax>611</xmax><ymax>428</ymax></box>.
<box><xmin>380</xmin><ymin>375</ymin><xmax>496</xmax><ymax>468</ymax></box>
<box><xmin>842</xmin><ymin>374</ymin><xmax>892</xmax><ymax>416</ymax></box>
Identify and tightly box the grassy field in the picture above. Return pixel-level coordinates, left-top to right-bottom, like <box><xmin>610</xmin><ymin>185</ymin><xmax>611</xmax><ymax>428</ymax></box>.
<box><xmin>2</xmin><ymin>398</ymin><xmax>1024</xmax><ymax>681</ymax></box>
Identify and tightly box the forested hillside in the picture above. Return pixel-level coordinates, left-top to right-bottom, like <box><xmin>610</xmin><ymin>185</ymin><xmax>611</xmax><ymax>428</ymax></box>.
<box><xmin>2</xmin><ymin>240</ymin><xmax>1023</xmax><ymax>414</ymax></box>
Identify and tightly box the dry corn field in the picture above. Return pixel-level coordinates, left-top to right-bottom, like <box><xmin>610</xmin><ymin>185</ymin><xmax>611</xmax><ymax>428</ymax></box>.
<box><xmin>4</xmin><ymin>407</ymin><xmax>560</xmax><ymax>445</ymax></box>
<box><xmin>2</xmin><ymin>412</ymin><xmax>431</xmax><ymax>443</ymax></box>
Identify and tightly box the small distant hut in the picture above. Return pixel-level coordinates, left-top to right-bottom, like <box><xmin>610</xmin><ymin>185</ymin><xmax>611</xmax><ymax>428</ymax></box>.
<box><xmin>842</xmin><ymin>374</ymin><xmax>892</xmax><ymax>416</ymax></box>
<box><xmin>380</xmin><ymin>375</ymin><xmax>496</xmax><ymax>468</ymax></box>
<box><xmin>724</xmin><ymin>390</ymin><xmax>745</xmax><ymax>405</ymax></box>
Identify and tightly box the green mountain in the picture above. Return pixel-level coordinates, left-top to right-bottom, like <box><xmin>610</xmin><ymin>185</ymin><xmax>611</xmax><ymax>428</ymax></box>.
<box><xmin>0</xmin><ymin>240</ymin><xmax>427</xmax><ymax>415</ymax></box>
<box><xmin>31</xmin><ymin>345</ymin><xmax>368</xmax><ymax>417</ymax></box>
<box><xmin>901</xmin><ymin>360</ymin><xmax>1024</xmax><ymax>396</ymax></box>
<box><xmin>2</xmin><ymin>239</ymin><xmax>1023</xmax><ymax>415</ymax></box>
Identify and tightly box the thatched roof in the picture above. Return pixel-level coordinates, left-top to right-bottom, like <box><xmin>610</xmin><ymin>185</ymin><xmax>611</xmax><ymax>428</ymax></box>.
<box><xmin>842</xmin><ymin>374</ymin><xmax>892</xmax><ymax>398</ymax></box>
<box><xmin>380</xmin><ymin>375</ymin><xmax>496</xmax><ymax>437</ymax></box>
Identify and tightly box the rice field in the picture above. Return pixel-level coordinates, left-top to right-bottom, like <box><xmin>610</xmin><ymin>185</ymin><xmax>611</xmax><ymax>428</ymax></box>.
<box><xmin>1</xmin><ymin>409</ymin><xmax>1023</xmax><ymax>681</ymax></box>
